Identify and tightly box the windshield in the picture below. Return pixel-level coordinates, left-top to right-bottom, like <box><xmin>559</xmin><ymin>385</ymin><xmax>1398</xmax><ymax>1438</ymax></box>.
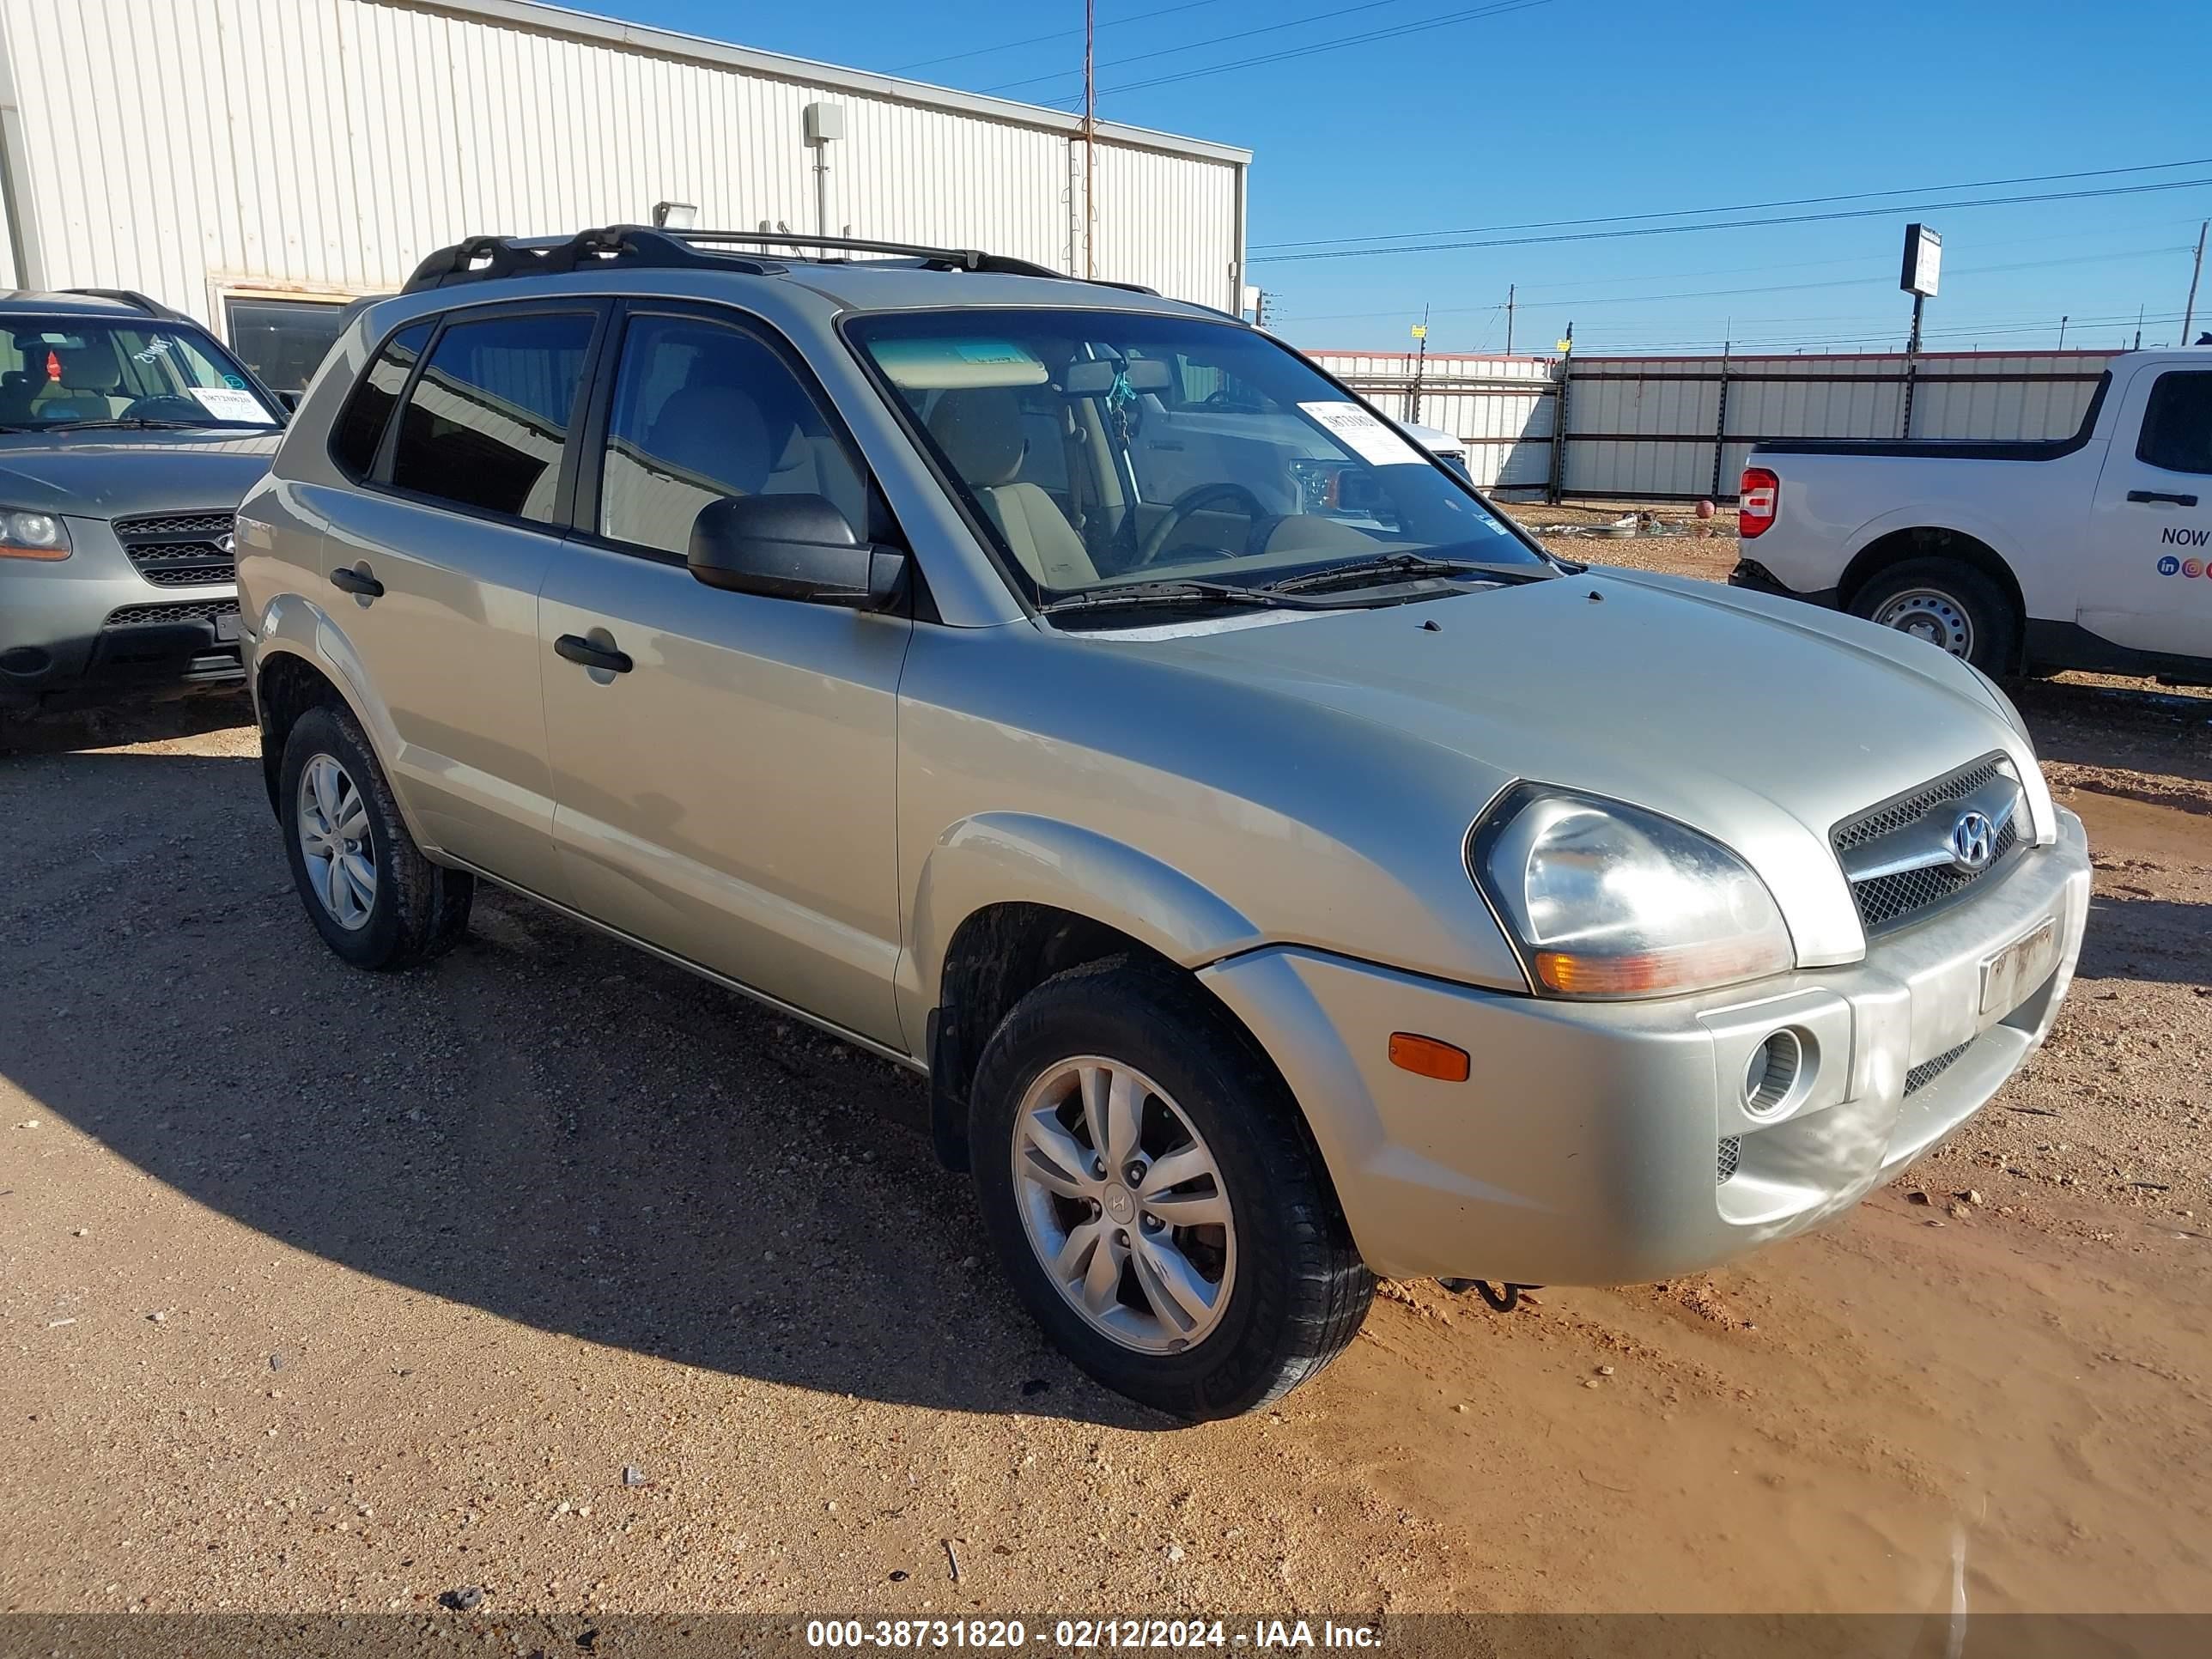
<box><xmin>0</xmin><ymin>316</ymin><xmax>282</xmax><ymax>431</ymax></box>
<box><xmin>848</xmin><ymin>309</ymin><xmax>1543</xmax><ymax>607</ymax></box>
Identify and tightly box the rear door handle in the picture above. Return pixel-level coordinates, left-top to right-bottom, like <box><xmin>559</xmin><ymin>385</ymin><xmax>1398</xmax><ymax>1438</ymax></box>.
<box><xmin>555</xmin><ymin>633</ymin><xmax>633</xmax><ymax>674</ymax></box>
<box><xmin>329</xmin><ymin>565</ymin><xmax>384</xmax><ymax>599</ymax></box>
<box><xmin>2127</xmin><ymin>489</ymin><xmax>2199</xmax><ymax>507</ymax></box>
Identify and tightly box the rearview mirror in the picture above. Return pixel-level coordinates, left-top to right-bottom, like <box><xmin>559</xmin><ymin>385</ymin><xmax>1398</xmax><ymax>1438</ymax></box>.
<box><xmin>1060</xmin><ymin>357</ymin><xmax>1174</xmax><ymax>397</ymax></box>
<box><xmin>687</xmin><ymin>494</ymin><xmax>906</xmax><ymax>611</ymax></box>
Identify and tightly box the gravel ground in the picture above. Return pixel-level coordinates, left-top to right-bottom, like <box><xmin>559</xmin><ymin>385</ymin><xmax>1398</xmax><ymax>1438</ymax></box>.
<box><xmin>2</xmin><ymin>548</ymin><xmax>2208</xmax><ymax>1619</ymax></box>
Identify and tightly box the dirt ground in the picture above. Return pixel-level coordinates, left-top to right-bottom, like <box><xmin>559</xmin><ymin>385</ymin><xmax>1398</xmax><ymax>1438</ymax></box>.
<box><xmin>3</xmin><ymin>539</ymin><xmax>2208</xmax><ymax>1620</ymax></box>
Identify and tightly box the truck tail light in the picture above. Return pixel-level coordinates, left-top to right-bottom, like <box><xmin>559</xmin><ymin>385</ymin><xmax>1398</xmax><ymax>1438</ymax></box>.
<box><xmin>1739</xmin><ymin>467</ymin><xmax>1778</xmax><ymax>538</ymax></box>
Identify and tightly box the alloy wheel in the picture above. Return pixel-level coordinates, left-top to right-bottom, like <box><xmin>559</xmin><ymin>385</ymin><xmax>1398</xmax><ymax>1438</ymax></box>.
<box><xmin>1010</xmin><ymin>1055</ymin><xmax>1236</xmax><ymax>1354</ymax></box>
<box><xmin>296</xmin><ymin>753</ymin><xmax>376</xmax><ymax>931</ymax></box>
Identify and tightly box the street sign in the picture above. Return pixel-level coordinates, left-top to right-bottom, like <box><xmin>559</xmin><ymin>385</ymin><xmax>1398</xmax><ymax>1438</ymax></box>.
<box><xmin>1901</xmin><ymin>223</ymin><xmax>1942</xmax><ymax>298</ymax></box>
<box><xmin>1409</xmin><ymin>324</ymin><xmax>1426</xmax><ymax>340</ymax></box>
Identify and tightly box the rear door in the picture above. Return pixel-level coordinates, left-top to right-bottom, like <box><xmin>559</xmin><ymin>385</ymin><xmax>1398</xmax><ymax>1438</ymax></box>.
<box><xmin>315</xmin><ymin>301</ymin><xmax>608</xmax><ymax>901</ymax></box>
<box><xmin>2085</xmin><ymin>363</ymin><xmax>2212</xmax><ymax>658</ymax></box>
<box><xmin>537</xmin><ymin>301</ymin><xmax>910</xmax><ymax>1049</ymax></box>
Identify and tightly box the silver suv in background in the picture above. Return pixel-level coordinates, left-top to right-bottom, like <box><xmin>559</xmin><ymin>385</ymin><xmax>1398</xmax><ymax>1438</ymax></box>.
<box><xmin>0</xmin><ymin>292</ymin><xmax>288</xmax><ymax>713</ymax></box>
<box><xmin>237</xmin><ymin>228</ymin><xmax>2089</xmax><ymax>1419</ymax></box>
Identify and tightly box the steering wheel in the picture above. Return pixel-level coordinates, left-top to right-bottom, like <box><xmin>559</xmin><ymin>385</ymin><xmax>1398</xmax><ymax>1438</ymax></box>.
<box><xmin>118</xmin><ymin>393</ymin><xmax>211</xmax><ymax>423</ymax></box>
<box><xmin>1136</xmin><ymin>481</ymin><xmax>1277</xmax><ymax>568</ymax></box>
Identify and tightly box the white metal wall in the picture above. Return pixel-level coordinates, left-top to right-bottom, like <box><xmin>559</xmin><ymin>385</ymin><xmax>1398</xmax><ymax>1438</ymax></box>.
<box><xmin>0</xmin><ymin>0</ymin><xmax>1247</xmax><ymax>322</ymax></box>
<box><xmin>1309</xmin><ymin>352</ymin><xmax>1557</xmax><ymax>489</ymax></box>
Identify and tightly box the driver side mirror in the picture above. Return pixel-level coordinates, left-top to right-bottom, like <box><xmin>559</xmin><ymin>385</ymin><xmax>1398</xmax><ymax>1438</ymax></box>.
<box><xmin>687</xmin><ymin>493</ymin><xmax>906</xmax><ymax>611</ymax></box>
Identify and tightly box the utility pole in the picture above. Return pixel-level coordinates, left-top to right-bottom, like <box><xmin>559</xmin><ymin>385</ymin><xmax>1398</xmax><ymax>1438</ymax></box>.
<box><xmin>2057</xmin><ymin>314</ymin><xmax>2069</xmax><ymax>349</ymax></box>
<box><xmin>1408</xmin><ymin>305</ymin><xmax>1430</xmax><ymax>423</ymax></box>
<box><xmin>1504</xmin><ymin>283</ymin><xmax>1516</xmax><ymax>356</ymax></box>
<box><xmin>1081</xmin><ymin>0</ymin><xmax>1097</xmax><ymax>281</ymax></box>
<box><xmin>2185</xmin><ymin>219</ymin><xmax>2208</xmax><ymax>345</ymax></box>
<box><xmin>2135</xmin><ymin>305</ymin><xmax>2144</xmax><ymax>351</ymax></box>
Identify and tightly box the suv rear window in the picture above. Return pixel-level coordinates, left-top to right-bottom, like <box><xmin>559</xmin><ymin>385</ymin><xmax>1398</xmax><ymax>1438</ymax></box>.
<box><xmin>331</xmin><ymin>322</ymin><xmax>431</xmax><ymax>478</ymax></box>
<box><xmin>389</xmin><ymin>311</ymin><xmax>596</xmax><ymax>523</ymax></box>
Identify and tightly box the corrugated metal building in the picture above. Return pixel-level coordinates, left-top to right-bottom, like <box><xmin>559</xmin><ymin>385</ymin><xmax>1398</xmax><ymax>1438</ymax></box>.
<box><xmin>0</xmin><ymin>0</ymin><xmax>1249</xmax><ymax>386</ymax></box>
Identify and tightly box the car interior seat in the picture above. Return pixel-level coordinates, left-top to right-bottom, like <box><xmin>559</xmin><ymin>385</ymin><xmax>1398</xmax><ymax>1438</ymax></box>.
<box><xmin>927</xmin><ymin>387</ymin><xmax>1100</xmax><ymax>588</ymax></box>
<box><xmin>31</xmin><ymin>345</ymin><xmax>125</xmax><ymax>422</ymax></box>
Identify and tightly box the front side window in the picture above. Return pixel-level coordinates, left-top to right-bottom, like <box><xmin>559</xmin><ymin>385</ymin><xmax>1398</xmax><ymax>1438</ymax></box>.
<box><xmin>331</xmin><ymin>322</ymin><xmax>431</xmax><ymax>478</ymax></box>
<box><xmin>0</xmin><ymin>316</ymin><xmax>283</xmax><ymax>430</ymax></box>
<box><xmin>2138</xmin><ymin>371</ymin><xmax>2212</xmax><ymax>476</ymax></box>
<box><xmin>598</xmin><ymin>312</ymin><xmax>868</xmax><ymax>557</ymax></box>
<box><xmin>389</xmin><ymin>311</ymin><xmax>595</xmax><ymax>524</ymax></box>
<box><xmin>847</xmin><ymin>309</ymin><xmax>1539</xmax><ymax>605</ymax></box>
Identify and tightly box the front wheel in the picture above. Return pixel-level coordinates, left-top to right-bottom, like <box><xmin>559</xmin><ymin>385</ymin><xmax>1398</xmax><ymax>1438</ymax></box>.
<box><xmin>1849</xmin><ymin>556</ymin><xmax>2019</xmax><ymax>675</ymax></box>
<box><xmin>969</xmin><ymin>958</ymin><xmax>1373</xmax><ymax>1420</ymax></box>
<box><xmin>279</xmin><ymin>702</ymin><xmax>473</xmax><ymax>970</ymax></box>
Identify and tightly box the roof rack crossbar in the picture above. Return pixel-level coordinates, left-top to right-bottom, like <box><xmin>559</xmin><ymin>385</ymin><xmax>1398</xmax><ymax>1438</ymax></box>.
<box><xmin>60</xmin><ymin>287</ymin><xmax>192</xmax><ymax>322</ymax></box>
<box><xmin>397</xmin><ymin>225</ymin><xmax>1162</xmax><ymax>299</ymax></box>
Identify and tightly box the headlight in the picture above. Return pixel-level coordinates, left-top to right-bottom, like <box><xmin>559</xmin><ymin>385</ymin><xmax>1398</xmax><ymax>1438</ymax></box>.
<box><xmin>1470</xmin><ymin>786</ymin><xmax>1795</xmax><ymax>999</ymax></box>
<box><xmin>0</xmin><ymin>508</ymin><xmax>70</xmax><ymax>560</ymax></box>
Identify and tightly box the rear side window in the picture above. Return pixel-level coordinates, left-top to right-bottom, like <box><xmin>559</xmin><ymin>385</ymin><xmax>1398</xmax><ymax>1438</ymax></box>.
<box><xmin>2137</xmin><ymin>371</ymin><xmax>2212</xmax><ymax>476</ymax></box>
<box><xmin>331</xmin><ymin>322</ymin><xmax>431</xmax><ymax>478</ymax></box>
<box><xmin>390</xmin><ymin>311</ymin><xmax>596</xmax><ymax>523</ymax></box>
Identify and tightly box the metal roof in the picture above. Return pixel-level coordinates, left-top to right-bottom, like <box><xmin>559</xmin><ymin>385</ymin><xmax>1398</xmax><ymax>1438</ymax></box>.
<box><xmin>401</xmin><ymin>0</ymin><xmax>1253</xmax><ymax>166</ymax></box>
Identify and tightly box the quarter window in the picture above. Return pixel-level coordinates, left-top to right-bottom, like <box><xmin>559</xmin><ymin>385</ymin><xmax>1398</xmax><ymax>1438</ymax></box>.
<box><xmin>330</xmin><ymin>322</ymin><xmax>431</xmax><ymax>479</ymax></box>
<box><xmin>2137</xmin><ymin>371</ymin><xmax>2212</xmax><ymax>476</ymax></box>
<box><xmin>390</xmin><ymin>311</ymin><xmax>596</xmax><ymax>523</ymax></box>
<box><xmin>598</xmin><ymin>313</ymin><xmax>868</xmax><ymax>557</ymax></box>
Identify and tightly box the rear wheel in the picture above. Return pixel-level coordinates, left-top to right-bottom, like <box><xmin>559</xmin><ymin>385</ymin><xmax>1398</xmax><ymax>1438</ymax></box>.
<box><xmin>280</xmin><ymin>703</ymin><xmax>472</xmax><ymax>970</ymax></box>
<box><xmin>1849</xmin><ymin>556</ymin><xmax>2018</xmax><ymax>675</ymax></box>
<box><xmin>969</xmin><ymin>957</ymin><xmax>1373</xmax><ymax>1420</ymax></box>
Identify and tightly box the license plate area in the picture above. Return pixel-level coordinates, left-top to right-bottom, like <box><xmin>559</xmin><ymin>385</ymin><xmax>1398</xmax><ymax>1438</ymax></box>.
<box><xmin>1979</xmin><ymin>917</ymin><xmax>2058</xmax><ymax>1018</ymax></box>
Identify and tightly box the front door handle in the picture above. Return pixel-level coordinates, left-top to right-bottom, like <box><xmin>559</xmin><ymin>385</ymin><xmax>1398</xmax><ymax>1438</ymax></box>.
<box><xmin>555</xmin><ymin>633</ymin><xmax>633</xmax><ymax>674</ymax></box>
<box><xmin>329</xmin><ymin>565</ymin><xmax>384</xmax><ymax>599</ymax></box>
<box><xmin>2127</xmin><ymin>489</ymin><xmax>2199</xmax><ymax>507</ymax></box>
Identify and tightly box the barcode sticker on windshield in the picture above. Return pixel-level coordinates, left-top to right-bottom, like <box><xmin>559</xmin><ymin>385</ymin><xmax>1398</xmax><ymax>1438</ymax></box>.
<box><xmin>1297</xmin><ymin>401</ymin><xmax>1425</xmax><ymax>467</ymax></box>
<box><xmin>187</xmin><ymin>386</ymin><xmax>276</xmax><ymax>424</ymax></box>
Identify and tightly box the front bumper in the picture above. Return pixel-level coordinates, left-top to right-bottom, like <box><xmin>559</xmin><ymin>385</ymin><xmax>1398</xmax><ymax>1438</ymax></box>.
<box><xmin>0</xmin><ymin>532</ymin><xmax>241</xmax><ymax>710</ymax></box>
<box><xmin>1200</xmin><ymin>807</ymin><xmax>2090</xmax><ymax>1284</ymax></box>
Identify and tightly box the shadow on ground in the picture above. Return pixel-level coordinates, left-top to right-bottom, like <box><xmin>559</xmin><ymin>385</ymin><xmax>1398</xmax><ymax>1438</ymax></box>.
<box><xmin>2080</xmin><ymin>893</ymin><xmax>2212</xmax><ymax>988</ymax></box>
<box><xmin>0</xmin><ymin>745</ymin><xmax>1155</xmax><ymax>1429</ymax></box>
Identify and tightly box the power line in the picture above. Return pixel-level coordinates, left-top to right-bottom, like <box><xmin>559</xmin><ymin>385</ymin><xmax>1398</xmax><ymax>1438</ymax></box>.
<box><xmin>1091</xmin><ymin>0</ymin><xmax>1553</xmax><ymax>97</ymax></box>
<box><xmin>1249</xmin><ymin>157</ymin><xmax>2212</xmax><ymax>252</ymax></box>
<box><xmin>890</xmin><ymin>0</ymin><xmax>1232</xmax><ymax>75</ymax></box>
<box><xmin>1247</xmin><ymin>175</ymin><xmax>2212</xmax><ymax>264</ymax></box>
<box><xmin>981</xmin><ymin>0</ymin><xmax>1420</xmax><ymax>94</ymax></box>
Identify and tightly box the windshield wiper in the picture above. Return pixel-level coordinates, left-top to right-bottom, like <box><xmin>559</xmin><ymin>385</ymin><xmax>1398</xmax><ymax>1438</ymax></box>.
<box><xmin>59</xmin><ymin>417</ymin><xmax>205</xmax><ymax>431</ymax></box>
<box><xmin>1260</xmin><ymin>553</ymin><xmax>1555</xmax><ymax>595</ymax></box>
<box><xmin>1036</xmin><ymin>578</ymin><xmax>1338</xmax><ymax>617</ymax></box>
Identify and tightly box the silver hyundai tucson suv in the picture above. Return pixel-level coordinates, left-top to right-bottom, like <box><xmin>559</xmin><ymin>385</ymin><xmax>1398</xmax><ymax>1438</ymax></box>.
<box><xmin>236</xmin><ymin>227</ymin><xmax>2090</xmax><ymax>1419</ymax></box>
<box><xmin>0</xmin><ymin>291</ymin><xmax>287</xmax><ymax>712</ymax></box>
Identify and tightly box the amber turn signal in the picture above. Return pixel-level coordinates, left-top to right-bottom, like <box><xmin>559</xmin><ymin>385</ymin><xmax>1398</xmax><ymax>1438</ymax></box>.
<box><xmin>1389</xmin><ymin>1032</ymin><xmax>1470</xmax><ymax>1082</ymax></box>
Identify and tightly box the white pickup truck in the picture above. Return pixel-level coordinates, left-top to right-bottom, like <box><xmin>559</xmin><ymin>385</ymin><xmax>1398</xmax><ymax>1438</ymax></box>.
<box><xmin>1730</xmin><ymin>349</ymin><xmax>2212</xmax><ymax>684</ymax></box>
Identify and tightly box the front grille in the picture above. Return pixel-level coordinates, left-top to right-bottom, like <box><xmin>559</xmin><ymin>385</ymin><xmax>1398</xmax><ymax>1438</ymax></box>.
<box><xmin>1834</xmin><ymin>756</ymin><xmax>2021</xmax><ymax>933</ymax></box>
<box><xmin>1717</xmin><ymin>1136</ymin><xmax>1742</xmax><ymax>1184</ymax></box>
<box><xmin>112</xmin><ymin>510</ymin><xmax>235</xmax><ymax>589</ymax></box>
<box><xmin>1904</xmin><ymin>1041</ymin><xmax>1973</xmax><ymax>1097</ymax></box>
<box><xmin>104</xmin><ymin>599</ymin><xmax>241</xmax><ymax>629</ymax></box>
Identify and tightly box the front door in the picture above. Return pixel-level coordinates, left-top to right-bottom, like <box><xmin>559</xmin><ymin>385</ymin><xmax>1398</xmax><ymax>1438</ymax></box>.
<box><xmin>538</xmin><ymin>303</ymin><xmax>911</xmax><ymax>1050</ymax></box>
<box><xmin>2085</xmin><ymin>363</ymin><xmax>2212</xmax><ymax>659</ymax></box>
<box><xmin>316</xmin><ymin>303</ymin><xmax>606</xmax><ymax>902</ymax></box>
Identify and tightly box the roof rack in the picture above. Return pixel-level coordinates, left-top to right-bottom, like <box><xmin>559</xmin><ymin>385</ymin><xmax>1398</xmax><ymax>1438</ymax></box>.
<box><xmin>400</xmin><ymin>225</ymin><xmax>1161</xmax><ymax>297</ymax></box>
<box><xmin>60</xmin><ymin>287</ymin><xmax>194</xmax><ymax>323</ymax></box>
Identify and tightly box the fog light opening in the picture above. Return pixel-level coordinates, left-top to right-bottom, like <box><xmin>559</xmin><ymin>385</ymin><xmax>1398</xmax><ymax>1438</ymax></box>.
<box><xmin>1742</xmin><ymin>1027</ymin><xmax>1806</xmax><ymax>1117</ymax></box>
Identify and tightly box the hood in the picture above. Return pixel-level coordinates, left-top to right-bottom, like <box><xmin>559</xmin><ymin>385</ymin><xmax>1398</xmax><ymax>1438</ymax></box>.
<box><xmin>0</xmin><ymin>429</ymin><xmax>282</xmax><ymax>518</ymax></box>
<box><xmin>1132</xmin><ymin>569</ymin><xmax>2043</xmax><ymax>967</ymax></box>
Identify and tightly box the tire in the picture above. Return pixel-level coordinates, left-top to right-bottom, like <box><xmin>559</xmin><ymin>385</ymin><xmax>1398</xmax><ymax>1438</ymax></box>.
<box><xmin>1848</xmin><ymin>556</ymin><xmax>2019</xmax><ymax>675</ymax></box>
<box><xmin>279</xmin><ymin>702</ymin><xmax>473</xmax><ymax>971</ymax></box>
<box><xmin>969</xmin><ymin>957</ymin><xmax>1373</xmax><ymax>1420</ymax></box>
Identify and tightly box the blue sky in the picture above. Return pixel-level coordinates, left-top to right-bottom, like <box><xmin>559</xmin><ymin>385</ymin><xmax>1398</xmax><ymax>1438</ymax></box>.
<box><xmin>578</xmin><ymin>0</ymin><xmax>2209</xmax><ymax>356</ymax></box>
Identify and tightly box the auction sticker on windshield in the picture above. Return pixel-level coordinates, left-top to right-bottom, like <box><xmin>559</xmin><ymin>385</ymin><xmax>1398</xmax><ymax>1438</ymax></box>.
<box><xmin>186</xmin><ymin>386</ymin><xmax>276</xmax><ymax>424</ymax></box>
<box><xmin>1298</xmin><ymin>400</ymin><xmax>1425</xmax><ymax>467</ymax></box>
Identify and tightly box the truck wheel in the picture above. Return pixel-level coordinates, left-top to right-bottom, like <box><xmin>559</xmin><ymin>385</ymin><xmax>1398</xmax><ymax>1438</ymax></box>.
<box><xmin>1850</xmin><ymin>557</ymin><xmax>2018</xmax><ymax>674</ymax></box>
<box><xmin>280</xmin><ymin>702</ymin><xmax>473</xmax><ymax>971</ymax></box>
<box><xmin>969</xmin><ymin>957</ymin><xmax>1373</xmax><ymax>1420</ymax></box>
